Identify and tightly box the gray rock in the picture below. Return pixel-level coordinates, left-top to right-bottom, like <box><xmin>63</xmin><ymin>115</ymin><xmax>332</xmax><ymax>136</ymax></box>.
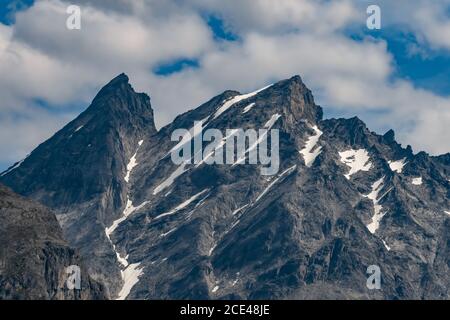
<box><xmin>0</xmin><ymin>184</ymin><xmax>106</xmax><ymax>300</ymax></box>
<box><xmin>1</xmin><ymin>74</ymin><xmax>449</xmax><ymax>300</ymax></box>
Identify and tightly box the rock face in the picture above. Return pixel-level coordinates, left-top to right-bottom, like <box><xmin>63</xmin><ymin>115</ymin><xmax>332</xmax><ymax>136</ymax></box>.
<box><xmin>0</xmin><ymin>73</ymin><xmax>157</xmax><ymax>298</ymax></box>
<box><xmin>1</xmin><ymin>74</ymin><xmax>449</xmax><ymax>299</ymax></box>
<box><xmin>0</xmin><ymin>184</ymin><xmax>105</xmax><ymax>300</ymax></box>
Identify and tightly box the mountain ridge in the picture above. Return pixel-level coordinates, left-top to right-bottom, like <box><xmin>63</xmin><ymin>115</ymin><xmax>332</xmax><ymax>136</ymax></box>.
<box><xmin>1</xmin><ymin>73</ymin><xmax>449</xmax><ymax>299</ymax></box>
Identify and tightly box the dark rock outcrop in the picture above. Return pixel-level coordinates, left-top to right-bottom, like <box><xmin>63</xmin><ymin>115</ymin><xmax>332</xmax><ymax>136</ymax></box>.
<box><xmin>0</xmin><ymin>184</ymin><xmax>106</xmax><ymax>300</ymax></box>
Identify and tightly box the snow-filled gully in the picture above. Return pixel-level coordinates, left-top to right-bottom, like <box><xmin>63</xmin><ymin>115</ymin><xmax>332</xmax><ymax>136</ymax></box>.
<box><xmin>105</xmin><ymin>140</ymin><xmax>146</xmax><ymax>300</ymax></box>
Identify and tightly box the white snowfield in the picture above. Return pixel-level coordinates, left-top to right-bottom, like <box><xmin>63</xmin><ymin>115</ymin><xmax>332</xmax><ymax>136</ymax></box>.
<box><xmin>412</xmin><ymin>177</ymin><xmax>423</xmax><ymax>185</ymax></box>
<box><xmin>365</xmin><ymin>177</ymin><xmax>392</xmax><ymax>234</ymax></box>
<box><xmin>388</xmin><ymin>158</ymin><xmax>407</xmax><ymax>173</ymax></box>
<box><xmin>339</xmin><ymin>149</ymin><xmax>372</xmax><ymax>180</ymax></box>
<box><xmin>213</xmin><ymin>84</ymin><xmax>272</xmax><ymax>120</ymax></box>
<box><xmin>299</xmin><ymin>125</ymin><xmax>322</xmax><ymax>167</ymax></box>
<box><xmin>445</xmin><ymin>211</ymin><xmax>450</xmax><ymax>216</ymax></box>
<box><xmin>153</xmin><ymin>189</ymin><xmax>209</xmax><ymax>221</ymax></box>
<box><xmin>116</xmin><ymin>263</ymin><xmax>144</xmax><ymax>300</ymax></box>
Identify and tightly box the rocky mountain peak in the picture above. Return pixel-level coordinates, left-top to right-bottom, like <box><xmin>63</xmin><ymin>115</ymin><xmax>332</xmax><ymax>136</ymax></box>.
<box><xmin>267</xmin><ymin>75</ymin><xmax>323</xmax><ymax>124</ymax></box>
<box><xmin>94</xmin><ymin>73</ymin><xmax>134</xmax><ymax>101</ymax></box>
<box><xmin>383</xmin><ymin>129</ymin><xmax>396</xmax><ymax>143</ymax></box>
<box><xmin>1</xmin><ymin>74</ymin><xmax>449</xmax><ymax>300</ymax></box>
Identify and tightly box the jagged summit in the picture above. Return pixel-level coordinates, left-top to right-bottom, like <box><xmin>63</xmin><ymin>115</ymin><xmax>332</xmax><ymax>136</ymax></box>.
<box><xmin>383</xmin><ymin>129</ymin><xmax>396</xmax><ymax>143</ymax></box>
<box><xmin>109</xmin><ymin>72</ymin><xmax>129</xmax><ymax>84</ymax></box>
<box><xmin>93</xmin><ymin>73</ymin><xmax>131</xmax><ymax>100</ymax></box>
<box><xmin>89</xmin><ymin>73</ymin><xmax>152</xmax><ymax>115</ymax></box>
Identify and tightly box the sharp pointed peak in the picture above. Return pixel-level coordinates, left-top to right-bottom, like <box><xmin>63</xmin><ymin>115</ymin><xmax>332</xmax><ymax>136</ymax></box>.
<box><xmin>107</xmin><ymin>73</ymin><xmax>130</xmax><ymax>85</ymax></box>
<box><xmin>272</xmin><ymin>74</ymin><xmax>305</xmax><ymax>88</ymax></box>
<box><xmin>288</xmin><ymin>74</ymin><xmax>304</xmax><ymax>83</ymax></box>
<box><xmin>99</xmin><ymin>73</ymin><xmax>131</xmax><ymax>92</ymax></box>
<box><xmin>92</xmin><ymin>73</ymin><xmax>142</xmax><ymax>104</ymax></box>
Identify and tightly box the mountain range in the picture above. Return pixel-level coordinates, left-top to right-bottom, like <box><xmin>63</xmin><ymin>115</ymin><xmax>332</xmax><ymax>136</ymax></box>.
<box><xmin>1</xmin><ymin>74</ymin><xmax>449</xmax><ymax>299</ymax></box>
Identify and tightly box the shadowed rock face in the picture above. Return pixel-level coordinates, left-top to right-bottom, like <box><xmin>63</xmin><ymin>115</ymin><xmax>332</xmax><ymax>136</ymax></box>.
<box><xmin>1</xmin><ymin>74</ymin><xmax>449</xmax><ymax>300</ymax></box>
<box><xmin>0</xmin><ymin>184</ymin><xmax>105</xmax><ymax>300</ymax></box>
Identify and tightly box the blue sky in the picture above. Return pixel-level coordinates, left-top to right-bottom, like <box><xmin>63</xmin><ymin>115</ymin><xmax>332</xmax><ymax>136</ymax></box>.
<box><xmin>350</xmin><ymin>26</ymin><xmax>450</xmax><ymax>97</ymax></box>
<box><xmin>0</xmin><ymin>0</ymin><xmax>449</xmax><ymax>172</ymax></box>
<box><xmin>0</xmin><ymin>0</ymin><xmax>34</xmax><ymax>25</ymax></box>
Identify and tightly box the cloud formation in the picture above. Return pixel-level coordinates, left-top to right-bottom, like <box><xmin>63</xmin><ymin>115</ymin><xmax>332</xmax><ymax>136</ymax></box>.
<box><xmin>0</xmin><ymin>0</ymin><xmax>449</xmax><ymax>169</ymax></box>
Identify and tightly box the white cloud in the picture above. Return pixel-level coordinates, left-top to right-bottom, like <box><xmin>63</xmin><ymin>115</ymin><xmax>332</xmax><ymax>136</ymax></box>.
<box><xmin>0</xmin><ymin>0</ymin><xmax>449</xmax><ymax>170</ymax></box>
<box><xmin>371</xmin><ymin>0</ymin><xmax>450</xmax><ymax>52</ymax></box>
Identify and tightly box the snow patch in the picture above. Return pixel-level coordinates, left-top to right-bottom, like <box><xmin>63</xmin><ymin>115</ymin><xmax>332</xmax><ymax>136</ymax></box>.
<box><xmin>388</xmin><ymin>158</ymin><xmax>407</xmax><ymax>173</ymax></box>
<box><xmin>0</xmin><ymin>158</ymin><xmax>26</xmax><ymax>177</ymax></box>
<box><xmin>75</xmin><ymin>125</ymin><xmax>84</xmax><ymax>132</ymax></box>
<box><xmin>213</xmin><ymin>85</ymin><xmax>272</xmax><ymax>120</ymax></box>
<box><xmin>339</xmin><ymin>149</ymin><xmax>372</xmax><ymax>179</ymax></box>
<box><xmin>365</xmin><ymin>177</ymin><xmax>392</xmax><ymax>234</ymax></box>
<box><xmin>185</xmin><ymin>191</ymin><xmax>210</xmax><ymax>220</ymax></box>
<box><xmin>166</xmin><ymin>117</ymin><xmax>209</xmax><ymax>157</ymax></box>
<box><xmin>154</xmin><ymin>189</ymin><xmax>209</xmax><ymax>221</ymax></box>
<box><xmin>264</xmin><ymin>113</ymin><xmax>281</xmax><ymax>128</ymax></box>
<box><xmin>197</xmin><ymin>129</ymin><xmax>239</xmax><ymax>167</ymax></box>
<box><xmin>232</xmin><ymin>204</ymin><xmax>249</xmax><ymax>216</ymax></box>
<box><xmin>105</xmin><ymin>199</ymin><xmax>149</xmax><ymax>238</ymax></box>
<box><xmin>105</xmin><ymin>139</ymin><xmax>146</xmax><ymax>299</ymax></box>
<box><xmin>208</xmin><ymin>244</ymin><xmax>217</xmax><ymax>256</ymax></box>
<box><xmin>160</xmin><ymin>227</ymin><xmax>177</xmax><ymax>238</ymax></box>
<box><xmin>445</xmin><ymin>211</ymin><xmax>450</xmax><ymax>216</ymax></box>
<box><xmin>382</xmin><ymin>240</ymin><xmax>391</xmax><ymax>251</ymax></box>
<box><xmin>299</xmin><ymin>125</ymin><xmax>322</xmax><ymax>167</ymax></box>
<box><xmin>412</xmin><ymin>177</ymin><xmax>422</xmax><ymax>185</ymax></box>
<box><xmin>242</xmin><ymin>102</ymin><xmax>256</xmax><ymax>114</ymax></box>
<box><xmin>234</xmin><ymin>114</ymin><xmax>281</xmax><ymax>165</ymax></box>
<box><xmin>153</xmin><ymin>162</ymin><xmax>188</xmax><ymax>195</ymax></box>
<box><xmin>124</xmin><ymin>140</ymin><xmax>144</xmax><ymax>183</ymax></box>
<box><xmin>116</xmin><ymin>263</ymin><xmax>144</xmax><ymax>300</ymax></box>
<box><xmin>255</xmin><ymin>165</ymin><xmax>296</xmax><ymax>203</ymax></box>
<box><xmin>212</xmin><ymin>286</ymin><xmax>219</xmax><ymax>293</ymax></box>
<box><xmin>115</xmin><ymin>252</ymin><xmax>129</xmax><ymax>268</ymax></box>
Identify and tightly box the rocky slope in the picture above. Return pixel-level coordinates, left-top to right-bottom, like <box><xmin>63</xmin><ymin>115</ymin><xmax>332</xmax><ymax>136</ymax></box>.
<box><xmin>1</xmin><ymin>74</ymin><xmax>449</xmax><ymax>299</ymax></box>
<box><xmin>0</xmin><ymin>184</ymin><xmax>105</xmax><ymax>300</ymax></box>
